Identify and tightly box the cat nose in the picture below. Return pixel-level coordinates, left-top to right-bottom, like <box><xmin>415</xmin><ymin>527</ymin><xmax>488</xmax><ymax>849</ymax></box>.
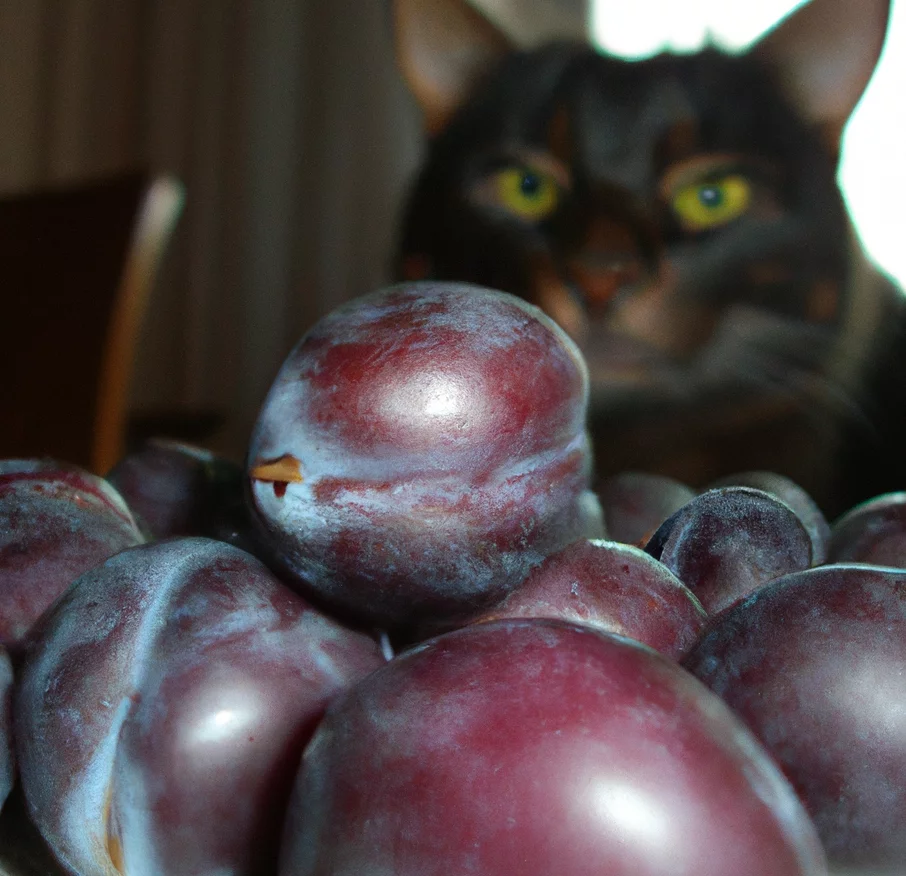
<box><xmin>568</xmin><ymin>250</ymin><xmax>649</xmax><ymax>309</ymax></box>
<box><xmin>568</xmin><ymin>207</ymin><xmax>660</xmax><ymax>308</ymax></box>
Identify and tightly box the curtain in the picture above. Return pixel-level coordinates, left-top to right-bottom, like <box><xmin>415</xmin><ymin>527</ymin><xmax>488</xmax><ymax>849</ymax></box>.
<box><xmin>0</xmin><ymin>0</ymin><xmax>424</xmax><ymax>460</ymax></box>
<box><xmin>0</xmin><ymin>0</ymin><xmax>587</xmax><ymax>461</ymax></box>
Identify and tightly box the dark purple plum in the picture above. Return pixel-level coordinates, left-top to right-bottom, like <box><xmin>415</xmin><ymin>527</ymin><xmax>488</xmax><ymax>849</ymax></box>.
<box><xmin>0</xmin><ymin>647</ymin><xmax>12</xmax><ymax>813</ymax></box>
<box><xmin>684</xmin><ymin>564</ymin><xmax>906</xmax><ymax>870</ymax></box>
<box><xmin>247</xmin><ymin>282</ymin><xmax>603</xmax><ymax>629</ymax></box>
<box><xmin>0</xmin><ymin>461</ymin><xmax>144</xmax><ymax>649</ymax></box>
<box><xmin>106</xmin><ymin>438</ymin><xmax>254</xmax><ymax>549</ymax></box>
<box><xmin>280</xmin><ymin>619</ymin><xmax>825</xmax><ymax>876</ymax></box>
<box><xmin>827</xmin><ymin>492</ymin><xmax>906</xmax><ymax>568</ymax></box>
<box><xmin>472</xmin><ymin>539</ymin><xmax>706</xmax><ymax>659</ymax></box>
<box><xmin>709</xmin><ymin>471</ymin><xmax>830</xmax><ymax>563</ymax></box>
<box><xmin>646</xmin><ymin>486</ymin><xmax>812</xmax><ymax>613</ymax></box>
<box><xmin>15</xmin><ymin>537</ymin><xmax>386</xmax><ymax>876</ymax></box>
<box><xmin>598</xmin><ymin>471</ymin><xmax>695</xmax><ymax>546</ymax></box>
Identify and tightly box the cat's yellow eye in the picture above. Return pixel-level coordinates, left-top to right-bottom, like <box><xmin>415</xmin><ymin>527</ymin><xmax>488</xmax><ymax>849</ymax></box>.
<box><xmin>671</xmin><ymin>175</ymin><xmax>752</xmax><ymax>231</ymax></box>
<box><xmin>493</xmin><ymin>167</ymin><xmax>559</xmax><ymax>221</ymax></box>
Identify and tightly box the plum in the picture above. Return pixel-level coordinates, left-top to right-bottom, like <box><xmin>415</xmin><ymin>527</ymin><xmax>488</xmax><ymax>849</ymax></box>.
<box><xmin>598</xmin><ymin>471</ymin><xmax>695</xmax><ymax>546</ymax></box>
<box><xmin>471</xmin><ymin>538</ymin><xmax>707</xmax><ymax>660</ymax></box>
<box><xmin>827</xmin><ymin>492</ymin><xmax>906</xmax><ymax>568</ymax></box>
<box><xmin>0</xmin><ymin>459</ymin><xmax>77</xmax><ymax>476</ymax></box>
<box><xmin>15</xmin><ymin>537</ymin><xmax>386</xmax><ymax>876</ymax></box>
<box><xmin>280</xmin><ymin>619</ymin><xmax>826</xmax><ymax>876</ymax></box>
<box><xmin>709</xmin><ymin>471</ymin><xmax>830</xmax><ymax>563</ymax></box>
<box><xmin>646</xmin><ymin>486</ymin><xmax>812</xmax><ymax>613</ymax></box>
<box><xmin>0</xmin><ymin>460</ymin><xmax>144</xmax><ymax>649</ymax></box>
<box><xmin>247</xmin><ymin>282</ymin><xmax>603</xmax><ymax>629</ymax></box>
<box><xmin>684</xmin><ymin>564</ymin><xmax>906</xmax><ymax>870</ymax></box>
<box><xmin>106</xmin><ymin>438</ymin><xmax>254</xmax><ymax>549</ymax></box>
<box><xmin>0</xmin><ymin>646</ymin><xmax>12</xmax><ymax>813</ymax></box>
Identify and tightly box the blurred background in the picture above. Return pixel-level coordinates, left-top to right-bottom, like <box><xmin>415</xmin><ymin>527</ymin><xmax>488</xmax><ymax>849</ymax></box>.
<box><xmin>1</xmin><ymin>0</ymin><xmax>902</xmax><ymax>462</ymax></box>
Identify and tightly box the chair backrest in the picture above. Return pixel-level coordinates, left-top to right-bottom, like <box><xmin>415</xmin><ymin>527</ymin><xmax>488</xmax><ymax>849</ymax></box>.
<box><xmin>0</xmin><ymin>172</ymin><xmax>184</xmax><ymax>474</ymax></box>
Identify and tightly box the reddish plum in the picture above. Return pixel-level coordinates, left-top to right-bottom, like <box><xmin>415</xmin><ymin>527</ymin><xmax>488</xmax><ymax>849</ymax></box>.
<box><xmin>472</xmin><ymin>539</ymin><xmax>706</xmax><ymax>659</ymax></box>
<box><xmin>646</xmin><ymin>486</ymin><xmax>812</xmax><ymax>613</ymax></box>
<box><xmin>15</xmin><ymin>537</ymin><xmax>385</xmax><ymax>876</ymax></box>
<box><xmin>598</xmin><ymin>471</ymin><xmax>695</xmax><ymax>546</ymax></box>
<box><xmin>710</xmin><ymin>471</ymin><xmax>830</xmax><ymax>563</ymax></box>
<box><xmin>0</xmin><ymin>460</ymin><xmax>144</xmax><ymax>649</ymax></box>
<box><xmin>0</xmin><ymin>647</ymin><xmax>12</xmax><ymax>813</ymax></box>
<box><xmin>107</xmin><ymin>438</ymin><xmax>254</xmax><ymax>549</ymax></box>
<box><xmin>247</xmin><ymin>283</ymin><xmax>603</xmax><ymax>628</ymax></box>
<box><xmin>280</xmin><ymin>619</ymin><xmax>826</xmax><ymax>876</ymax></box>
<box><xmin>827</xmin><ymin>492</ymin><xmax>906</xmax><ymax>568</ymax></box>
<box><xmin>684</xmin><ymin>565</ymin><xmax>906</xmax><ymax>869</ymax></box>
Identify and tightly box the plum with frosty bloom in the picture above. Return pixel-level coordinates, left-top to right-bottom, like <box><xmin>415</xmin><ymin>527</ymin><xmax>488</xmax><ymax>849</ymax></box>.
<box><xmin>247</xmin><ymin>282</ymin><xmax>603</xmax><ymax>628</ymax></box>
<box><xmin>471</xmin><ymin>539</ymin><xmax>707</xmax><ymax>660</ymax></box>
<box><xmin>0</xmin><ymin>459</ymin><xmax>144</xmax><ymax>649</ymax></box>
<box><xmin>685</xmin><ymin>564</ymin><xmax>906</xmax><ymax>870</ymax></box>
<box><xmin>0</xmin><ymin>647</ymin><xmax>12</xmax><ymax>813</ymax></box>
<box><xmin>106</xmin><ymin>438</ymin><xmax>251</xmax><ymax>546</ymax></box>
<box><xmin>15</xmin><ymin>537</ymin><xmax>385</xmax><ymax>876</ymax></box>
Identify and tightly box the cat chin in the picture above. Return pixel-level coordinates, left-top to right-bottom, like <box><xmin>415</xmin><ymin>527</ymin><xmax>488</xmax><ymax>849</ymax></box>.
<box><xmin>585</xmin><ymin>309</ymin><xmax>852</xmax><ymax>485</ymax></box>
<box><xmin>585</xmin><ymin>305</ymin><xmax>841</xmax><ymax>395</ymax></box>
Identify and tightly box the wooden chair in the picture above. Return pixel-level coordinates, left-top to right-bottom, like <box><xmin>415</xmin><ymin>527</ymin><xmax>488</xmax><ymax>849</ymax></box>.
<box><xmin>0</xmin><ymin>172</ymin><xmax>184</xmax><ymax>474</ymax></box>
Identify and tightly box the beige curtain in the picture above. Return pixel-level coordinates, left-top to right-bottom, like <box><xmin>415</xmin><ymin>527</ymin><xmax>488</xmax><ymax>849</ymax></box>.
<box><xmin>0</xmin><ymin>0</ymin><xmax>587</xmax><ymax>461</ymax></box>
<box><xmin>0</xmin><ymin>0</ymin><xmax>424</xmax><ymax>460</ymax></box>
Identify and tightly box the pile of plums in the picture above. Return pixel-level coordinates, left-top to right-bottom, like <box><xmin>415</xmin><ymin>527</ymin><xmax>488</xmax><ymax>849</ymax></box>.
<box><xmin>1</xmin><ymin>281</ymin><xmax>906</xmax><ymax>875</ymax></box>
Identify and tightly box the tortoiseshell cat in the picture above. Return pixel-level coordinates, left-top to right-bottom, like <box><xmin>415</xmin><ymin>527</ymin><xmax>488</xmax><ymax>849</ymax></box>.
<box><xmin>391</xmin><ymin>0</ymin><xmax>906</xmax><ymax>516</ymax></box>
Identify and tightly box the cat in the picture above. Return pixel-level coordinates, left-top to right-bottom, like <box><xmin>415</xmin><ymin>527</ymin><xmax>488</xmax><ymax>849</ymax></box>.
<box><xmin>390</xmin><ymin>0</ymin><xmax>906</xmax><ymax>517</ymax></box>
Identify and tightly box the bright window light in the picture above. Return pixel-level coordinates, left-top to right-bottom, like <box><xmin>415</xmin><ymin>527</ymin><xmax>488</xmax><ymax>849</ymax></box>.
<box><xmin>590</xmin><ymin>0</ymin><xmax>906</xmax><ymax>290</ymax></box>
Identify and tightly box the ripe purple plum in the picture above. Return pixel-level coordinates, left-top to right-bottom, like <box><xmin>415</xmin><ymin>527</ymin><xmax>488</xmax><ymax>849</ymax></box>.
<box><xmin>646</xmin><ymin>486</ymin><xmax>812</xmax><ymax>613</ymax></box>
<box><xmin>709</xmin><ymin>471</ymin><xmax>830</xmax><ymax>563</ymax></box>
<box><xmin>684</xmin><ymin>565</ymin><xmax>906</xmax><ymax>870</ymax></box>
<box><xmin>0</xmin><ymin>460</ymin><xmax>144</xmax><ymax>649</ymax></box>
<box><xmin>280</xmin><ymin>619</ymin><xmax>826</xmax><ymax>876</ymax></box>
<box><xmin>15</xmin><ymin>537</ymin><xmax>385</xmax><ymax>876</ymax></box>
<box><xmin>827</xmin><ymin>492</ymin><xmax>906</xmax><ymax>568</ymax></box>
<box><xmin>598</xmin><ymin>471</ymin><xmax>695</xmax><ymax>546</ymax></box>
<box><xmin>107</xmin><ymin>438</ymin><xmax>254</xmax><ymax>549</ymax></box>
<box><xmin>472</xmin><ymin>539</ymin><xmax>707</xmax><ymax>660</ymax></box>
<box><xmin>0</xmin><ymin>647</ymin><xmax>12</xmax><ymax>813</ymax></box>
<box><xmin>247</xmin><ymin>282</ymin><xmax>603</xmax><ymax>628</ymax></box>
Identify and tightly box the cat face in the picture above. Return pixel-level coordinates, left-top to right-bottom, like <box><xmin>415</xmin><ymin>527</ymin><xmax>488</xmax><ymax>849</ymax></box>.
<box><xmin>393</xmin><ymin>0</ymin><xmax>893</xmax><ymax>506</ymax></box>
<box><xmin>401</xmin><ymin>44</ymin><xmax>848</xmax><ymax>388</ymax></box>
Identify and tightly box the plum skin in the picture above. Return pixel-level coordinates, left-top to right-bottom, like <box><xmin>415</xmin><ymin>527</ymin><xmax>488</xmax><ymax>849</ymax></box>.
<box><xmin>709</xmin><ymin>471</ymin><xmax>830</xmax><ymax>563</ymax></box>
<box><xmin>646</xmin><ymin>486</ymin><xmax>813</xmax><ymax>614</ymax></box>
<box><xmin>14</xmin><ymin>537</ymin><xmax>386</xmax><ymax>876</ymax></box>
<box><xmin>106</xmin><ymin>438</ymin><xmax>255</xmax><ymax>549</ymax></box>
<box><xmin>280</xmin><ymin>619</ymin><xmax>826</xmax><ymax>876</ymax></box>
<box><xmin>0</xmin><ymin>647</ymin><xmax>12</xmax><ymax>813</ymax></box>
<box><xmin>472</xmin><ymin>538</ymin><xmax>707</xmax><ymax>660</ymax></box>
<box><xmin>827</xmin><ymin>492</ymin><xmax>906</xmax><ymax>567</ymax></box>
<box><xmin>598</xmin><ymin>471</ymin><xmax>695</xmax><ymax>546</ymax></box>
<box><xmin>0</xmin><ymin>463</ymin><xmax>144</xmax><ymax>649</ymax></box>
<box><xmin>247</xmin><ymin>283</ymin><xmax>603</xmax><ymax>628</ymax></box>
<box><xmin>684</xmin><ymin>564</ymin><xmax>906</xmax><ymax>869</ymax></box>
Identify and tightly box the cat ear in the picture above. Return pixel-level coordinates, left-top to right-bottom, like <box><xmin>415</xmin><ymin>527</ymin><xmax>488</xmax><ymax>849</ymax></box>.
<box><xmin>753</xmin><ymin>0</ymin><xmax>891</xmax><ymax>148</ymax></box>
<box><xmin>392</xmin><ymin>0</ymin><xmax>514</xmax><ymax>135</ymax></box>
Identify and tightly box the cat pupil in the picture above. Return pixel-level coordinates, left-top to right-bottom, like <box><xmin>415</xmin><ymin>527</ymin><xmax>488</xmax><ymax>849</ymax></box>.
<box><xmin>520</xmin><ymin>171</ymin><xmax>541</xmax><ymax>198</ymax></box>
<box><xmin>698</xmin><ymin>185</ymin><xmax>723</xmax><ymax>208</ymax></box>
